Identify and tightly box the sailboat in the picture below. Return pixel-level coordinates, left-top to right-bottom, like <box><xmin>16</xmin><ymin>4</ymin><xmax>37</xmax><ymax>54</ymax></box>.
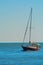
<box><xmin>22</xmin><ymin>8</ymin><xmax>40</xmax><ymax>51</ymax></box>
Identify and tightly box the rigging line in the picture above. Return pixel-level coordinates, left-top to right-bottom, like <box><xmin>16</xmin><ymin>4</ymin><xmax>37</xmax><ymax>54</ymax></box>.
<box><xmin>23</xmin><ymin>10</ymin><xmax>31</xmax><ymax>42</ymax></box>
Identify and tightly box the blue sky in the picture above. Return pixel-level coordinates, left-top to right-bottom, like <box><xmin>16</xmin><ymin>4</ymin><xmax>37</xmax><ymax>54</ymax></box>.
<box><xmin>0</xmin><ymin>0</ymin><xmax>43</xmax><ymax>42</ymax></box>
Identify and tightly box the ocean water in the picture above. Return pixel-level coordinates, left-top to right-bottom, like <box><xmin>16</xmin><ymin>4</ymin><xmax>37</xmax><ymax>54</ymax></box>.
<box><xmin>0</xmin><ymin>42</ymin><xmax>43</xmax><ymax>65</ymax></box>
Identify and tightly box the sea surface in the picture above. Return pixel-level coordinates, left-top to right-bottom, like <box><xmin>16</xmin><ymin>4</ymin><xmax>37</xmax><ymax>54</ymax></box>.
<box><xmin>0</xmin><ymin>42</ymin><xmax>43</xmax><ymax>65</ymax></box>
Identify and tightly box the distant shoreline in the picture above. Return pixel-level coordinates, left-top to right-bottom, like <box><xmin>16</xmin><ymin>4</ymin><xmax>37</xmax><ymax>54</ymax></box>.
<box><xmin>0</xmin><ymin>41</ymin><xmax>43</xmax><ymax>43</ymax></box>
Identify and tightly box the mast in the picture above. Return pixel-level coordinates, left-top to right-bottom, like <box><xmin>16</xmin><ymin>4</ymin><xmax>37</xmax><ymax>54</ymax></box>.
<box><xmin>29</xmin><ymin>8</ymin><xmax>32</xmax><ymax>43</ymax></box>
<box><xmin>23</xmin><ymin>8</ymin><xmax>32</xmax><ymax>42</ymax></box>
